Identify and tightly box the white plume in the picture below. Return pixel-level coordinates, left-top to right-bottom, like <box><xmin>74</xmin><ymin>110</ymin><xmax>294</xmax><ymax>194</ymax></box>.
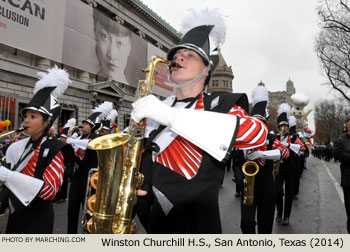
<box><xmin>252</xmin><ymin>85</ymin><xmax>268</xmax><ymax>107</ymax></box>
<box><xmin>92</xmin><ymin>101</ymin><xmax>113</xmax><ymax>119</ymax></box>
<box><xmin>34</xmin><ymin>65</ymin><xmax>71</xmax><ymax>98</ymax></box>
<box><xmin>277</xmin><ymin>103</ymin><xmax>291</xmax><ymax>116</ymax></box>
<box><xmin>180</xmin><ymin>8</ymin><xmax>227</xmax><ymax>47</ymax></box>
<box><xmin>106</xmin><ymin>109</ymin><xmax>118</xmax><ymax>122</ymax></box>
<box><xmin>63</xmin><ymin>118</ymin><xmax>76</xmax><ymax>129</ymax></box>
<box><xmin>289</xmin><ymin>116</ymin><xmax>297</xmax><ymax>127</ymax></box>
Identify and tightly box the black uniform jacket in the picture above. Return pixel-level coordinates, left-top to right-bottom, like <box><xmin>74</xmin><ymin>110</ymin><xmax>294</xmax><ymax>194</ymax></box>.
<box><xmin>334</xmin><ymin>134</ymin><xmax>350</xmax><ymax>187</ymax></box>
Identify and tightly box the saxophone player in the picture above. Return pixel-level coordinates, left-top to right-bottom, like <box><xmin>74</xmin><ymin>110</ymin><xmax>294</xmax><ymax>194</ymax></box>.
<box><xmin>275</xmin><ymin>104</ymin><xmax>305</xmax><ymax>226</ymax></box>
<box><xmin>131</xmin><ymin>10</ymin><xmax>268</xmax><ymax>234</ymax></box>
<box><xmin>66</xmin><ymin>102</ymin><xmax>112</xmax><ymax>233</ymax></box>
<box><xmin>239</xmin><ymin>85</ymin><xmax>289</xmax><ymax>234</ymax></box>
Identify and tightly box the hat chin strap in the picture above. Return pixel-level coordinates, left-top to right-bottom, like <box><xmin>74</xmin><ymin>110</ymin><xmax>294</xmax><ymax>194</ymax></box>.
<box><xmin>165</xmin><ymin>65</ymin><xmax>211</xmax><ymax>90</ymax></box>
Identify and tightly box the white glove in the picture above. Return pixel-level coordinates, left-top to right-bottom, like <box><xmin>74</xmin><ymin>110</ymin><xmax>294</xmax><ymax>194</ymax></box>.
<box><xmin>246</xmin><ymin>151</ymin><xmax>264</xmax><ymax>160</ymax></box>
<box><xmin>71</xmin><ymin>132</ymin><xmax>79</xmax><ymax>139</ymax></box>
<box><xmin>0</xmin><ymin>166</ymin><xmax>13</xmax><ymax>183</ymax></box>
<box><xmin>131</xmin><ymin>95</ymin><xmax>176</xmax><ymax>126</ymax></box>
<box><xmin>66</xmin><ymin>137</ymin><xmax>89</xmax><ymax>150</ymax></box>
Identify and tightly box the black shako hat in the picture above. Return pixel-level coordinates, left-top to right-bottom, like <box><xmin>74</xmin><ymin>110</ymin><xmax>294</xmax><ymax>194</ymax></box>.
<box><xmin>101</xmin><ymin>119</ymin><xmax>111</xmax><ymax>131</ymax></box>
<box><xmin>167</xmin><ymin>25</ymin><xmax>220</xmax><ymax>85</ymax></box>
<box><xmin>83</xmin><ymin>102</ymin><xmax>113</xmax><ymax>132</ymax></box>
<box><xmin>277</xmin><ymin>113</ymin><xmax>289</xmax><ymax>126</ymax></box>
<box><xmin>20</xmin><ymin>86</ymin><xmax>61</xmax><ymax>123</ymax></box>
<box><xmin>251</xmin><ymin>85</ymin><xmax>269</xmax><ymax>124</ymax></box>
<box><xmin>60</xmin><ymin>127</ymin><xmax>69</xmax><ymax>138</ymax></box>
<box><xmin>289</xmin><ymin>116</ymin><xmax>297</xmax><ymax>134</ymax></box>
<box><xmin>82</xmin><ymin>112</ymin><xmax>102</xmax><ymax>131</ymax></box>
<box><xmin>277</xmin><ymin>103</ymin><xmax>290</xmax><ymax>127</ymax></box>
<box><xmin>252</xmin><ymin>101</ymin><xmax>268</xmax><ymax>122</ymax></box>
<box><xmin>101</xmin><ymin>109</ymin><xmax>118</xmax><ymax>131</ymax></box>
<box><xmin>20</xmin><ymin>66</ymin><xmax>70</xmax><ymax>124</ymax></box>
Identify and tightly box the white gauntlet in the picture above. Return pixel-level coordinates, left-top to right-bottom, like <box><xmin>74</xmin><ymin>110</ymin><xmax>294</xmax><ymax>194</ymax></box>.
<box><xmin>66</xmin><ymin>137</ymin><xmax>89</xmax><ymax>150</ymax></box>
<box><xmin>246</xmin><ymin>149</ymin><xmax>281</xmax><ymax>160</ymax></box>
<box><xmin>131</xmin><ymin>95</ymin><xmax>176</xmax><ymax>126</ymax></box>
<box><xmin>0</xmin><ymin>166</ymin><xmax>13</xmax><ymax>183</ymax></box>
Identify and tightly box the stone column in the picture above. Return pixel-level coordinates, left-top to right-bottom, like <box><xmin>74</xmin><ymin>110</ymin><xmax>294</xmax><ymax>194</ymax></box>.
<box><xmin>37</xmin><ymin>57</ymin><xmax>51</xmax><ymax>70</ymax></box>
<box><xmin>78</xmin><ymin>71</ymin><xmax>91</xmax><ymax>83</ymax></box>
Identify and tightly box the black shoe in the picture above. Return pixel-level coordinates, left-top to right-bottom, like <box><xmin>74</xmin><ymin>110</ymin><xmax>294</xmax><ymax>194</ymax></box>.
<box><xmin>275</xmin><ymin>215</ymin><xmax>282</xmax><ymax>224</ymax></box>
<box><xmin>235</xmin><ymin>192</ymin><xmax>240</xmax><ymax>198</ymax></box>
<box><xmin>282</xmin><ymin>217</ymin><xmax>289</xmax><ymax>225</ymax></box>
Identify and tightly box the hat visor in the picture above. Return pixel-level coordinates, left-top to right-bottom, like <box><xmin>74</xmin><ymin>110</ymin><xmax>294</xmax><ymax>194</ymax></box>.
<box><xmin>278</xmin><ymin>121</ymin><xmax>289</xmax><ymax>126</ymax></box>
<box><xmin>20</xmin><ymin>106</ymin><xmax>51</xmax><ymax>118</ymax></box>
<box><xmin>167</xmin><ymin>43</ymin><xmax>209</xmax><ymax>65</ymax></box>
<box><xmin>82</xmin><ymin>119</ymin><xmax>95</xmax><ymax>127</ymax></box>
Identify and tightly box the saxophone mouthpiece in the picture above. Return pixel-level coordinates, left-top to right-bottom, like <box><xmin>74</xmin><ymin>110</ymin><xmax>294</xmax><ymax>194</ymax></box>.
<box><xmin>169</xmin><ymin>60</ymin><xmax>179</xmax><ymax>72</ymax></box>
<box><xmin>18</xmin><ymin>126</ymin><xmax>29</xmax><ymax>132</ymax></box>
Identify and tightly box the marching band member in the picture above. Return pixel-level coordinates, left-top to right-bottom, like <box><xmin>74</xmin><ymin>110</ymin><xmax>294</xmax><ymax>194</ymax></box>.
<box><xmin>100</xmin><ymin>109</ymin><xmax>118</xmax><ymax>135</ymax></box>
<box><xmin>66</xmin><ymin>101</ymin><xmax>112</xmax><ymax>233</ymax></box>
<box><xmin>290</xmin><ymin>119</ymin><xmax>303</xmax><ymax>199</ymax></box>
<box><xmin>240</xmin><ymin>85</ymin><xmax>289</xmax><ymax>234</ymax></box>
<box><xmin>275</xmin><ymin>105</ymin><xmax>304</xmax><ymax>226</ymax></box>
<box><xmin>53</xmin><ymin>118</ymin><xmax>77</xmax><ymax>203</ymax></box>
<box><xmin>0</xmin><ymin>66</ymin><xmax>71</xmax><ymax>233</ymax></box>
<box><xmin>131</xmin><ymin>9</ymin><xmax>268</xmax><ymax>234</ymax></box>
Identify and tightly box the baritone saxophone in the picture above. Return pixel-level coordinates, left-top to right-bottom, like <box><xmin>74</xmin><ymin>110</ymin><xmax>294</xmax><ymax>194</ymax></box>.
<box><xmin>82</xmin><ymin>56</ymin><xmax>178</xmax><ymax>234</ymax></box>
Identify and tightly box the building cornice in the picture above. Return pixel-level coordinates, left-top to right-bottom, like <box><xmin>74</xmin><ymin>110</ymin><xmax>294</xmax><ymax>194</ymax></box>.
<box><xmin>125</xmin><ymin>0</ymin><xmax>181</xmax><ymax>39</ymax></box>
<box><xmin>93</xmin><ymin>0</ymin><xmax>181</xmax><ymax>49</ymax></box>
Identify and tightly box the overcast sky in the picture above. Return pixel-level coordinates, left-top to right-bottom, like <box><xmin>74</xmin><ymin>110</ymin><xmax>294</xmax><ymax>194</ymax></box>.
<box><xmin>141</xmin><ymin>0</ymin><xmax>339</xmax><ymax>132</ymax></box>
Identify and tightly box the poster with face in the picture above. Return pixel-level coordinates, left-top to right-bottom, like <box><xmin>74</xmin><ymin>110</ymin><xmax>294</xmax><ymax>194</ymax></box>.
<box><xmin>62</xmin><ymin>1</ymin><xmax>147</xmax><ymax>88</ymax></box>
<box><xmin>92</xmin><ymin>8</ymin><xmax>147</xmax><ymax>87</ymax></box>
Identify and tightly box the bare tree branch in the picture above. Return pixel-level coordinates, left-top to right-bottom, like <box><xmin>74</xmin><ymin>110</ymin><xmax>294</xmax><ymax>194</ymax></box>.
<box><xmin>316</xmin><ymin>0</ymin><xmax>350</xmax><ymax>101</ymax></box>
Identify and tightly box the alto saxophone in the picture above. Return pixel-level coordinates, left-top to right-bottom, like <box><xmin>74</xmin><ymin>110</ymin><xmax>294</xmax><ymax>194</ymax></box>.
<box><xmin>273</xmin><ymin>126</ymin><xmax>284</xmax><ymax>176</ymax></box>
<box><xmin>82</xmin><ymin>56</ymin><xmax>178</xmax><ymax>234</ymax></box>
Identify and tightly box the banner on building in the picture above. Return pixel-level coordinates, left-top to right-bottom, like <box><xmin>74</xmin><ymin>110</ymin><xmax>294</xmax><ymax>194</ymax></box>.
<box><xmin>0</xmin><ymin>0</ymin><xmax>65</xmax><ymax>62</ymax></box>
<box><xmin>0</xmin><ymin>0</ymin><xmax>172</xmax><ymax>95</ymax></box>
